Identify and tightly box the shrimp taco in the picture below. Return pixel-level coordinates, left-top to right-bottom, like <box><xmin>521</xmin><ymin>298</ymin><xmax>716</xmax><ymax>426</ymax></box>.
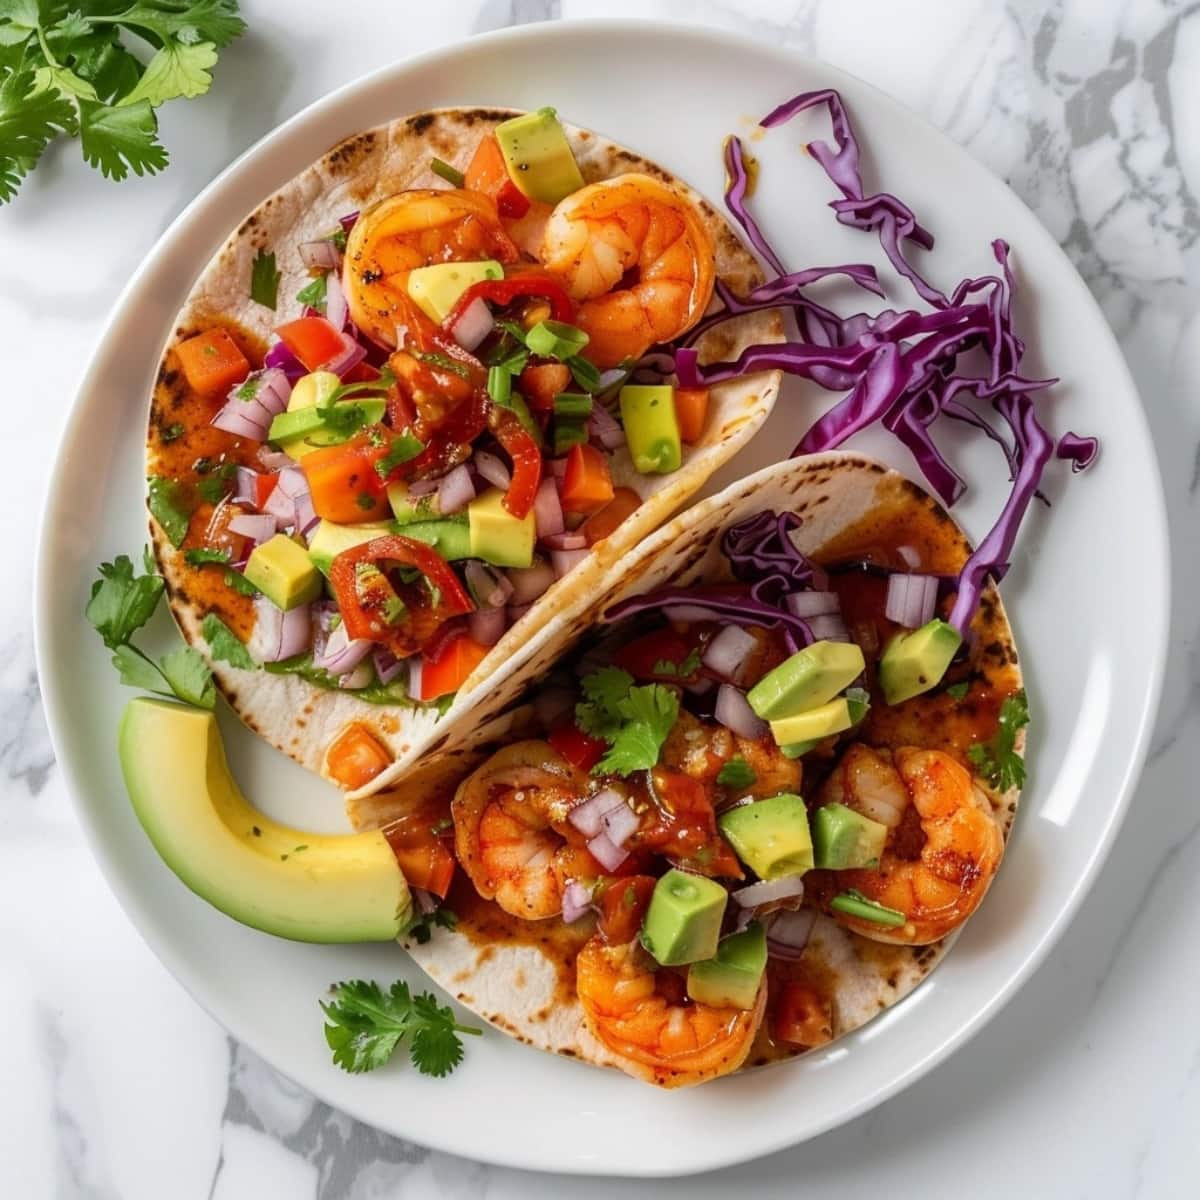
<box><xmin>347</xmin><ymin>453</ymin><xmax>1026</xmax><ymax>1088</ymax></box>
<box><xmin>145</xmin><ymin>106</ymin><xmax>782</xmax><ymax>793</ymax></box>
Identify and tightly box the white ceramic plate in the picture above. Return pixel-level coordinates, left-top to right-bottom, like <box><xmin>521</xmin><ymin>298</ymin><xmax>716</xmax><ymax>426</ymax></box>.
<box><xmin>35</xmin><ymin>19</ymin><xmax>1168</xmax><ymax>1178</ymax></box>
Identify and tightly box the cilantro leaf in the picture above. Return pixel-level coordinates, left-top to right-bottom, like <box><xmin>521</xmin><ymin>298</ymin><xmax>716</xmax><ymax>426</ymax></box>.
<box><xmin>373</xmin><ymin>433</ymin><xmax>425</xmax><ymax>480</ymax></box>
<box><xmin>295</xmin><ymin>272</ymin><xmax>327</xmax><ymax>310</ymax></box>
<box><xmin>184</xmin><ymin>547</ymin><xmax>230</xmax><ymax>566</ymax></box>
<box><xmin>406</xmin><ymin>907</ymin><xmax>458</xmax><ymax>946</ymax></box>
<box><xmin>120</xmin><ymin>38</ymin><xmax>219</xmax><ymax>107</ymax></box>
<box><xmin>196</xmin><ymin>461</ymin><xmax>237</xmax><ymax>503</ymax></box>
<box><xmin>575</xmin><ymin>666</ymin><xmax>634</xmax><ymax>740</ymax></box>
<box><xmin>147</xmin><ymin>475</ymin><xmax>191</xmax><ymax>546</ymax></box>
<box><xmin>320</xmin><ymin>979</ymin><xmax>480</xmax><ymax>1076</ymax></box>
<box><xmin>945</xmin><ymin>680</ymin><xmax>970</xmax><ymax>702</ymax></box>
<box><xmin>86</xmin><ymin>555</ymin><xmax>164</xmax><ymax>649</ymax></box>
<box><xmin>967</xmin><ymin>690</ymin><xmax>1029</xmax><ymax>792</ymax></box>
<box><xmin>158</xmin><ymin>644</ymin><xmax>215</xmax><ymax>708</ymax></box>
<box><xmin>79</xmin><ymin>99</ymin><xmax>168</xmax><ymax>181</ymax></box>
<box><xmin>595</xmin><ymin>684</ymin><xmax>679</xmax><ymax>776</ymax></box>
<box><xmin>250</xmin><ymin>248</ymin><xmax>280</xmax><ymax>310</ymax></box>
<box><xmin>111</xmin><ymin>643</ymin><xmax>169</xmax><ymax>693</ymax></box>
<box><xmin>0</xmin><ymin>62</ymin><xmax>75</xmax><ymax>202</ymax></box>
<box><xmin>201</xmin><ymin>613</ymin><xmax>254</xmax><ymax>669</ymax></box>
<box><xmin>103</xmin><ymin>1</ymin><xmax>246</xmax><ymax>51</ymax></box>
<box><xmin>717</xmin><ymin>756</ymin><xmax>757</xmax><ymax>790</ymax></box>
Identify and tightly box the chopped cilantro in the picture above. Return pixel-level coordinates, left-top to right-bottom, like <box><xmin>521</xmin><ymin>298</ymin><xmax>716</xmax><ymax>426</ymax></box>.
<box><xmin>576</xmin><ymin>668</ymin><xmax>679</xmax><ymax>776</ymax></box>
<box><xmin>184</xmin><ymin>548</ymin><xmax>231</xmax><ymax>567</ymax></box>
<box><xmin>197</xmin><ymin>462</ymin><xmax>238</xmax><ymax>504</ymax></box>
<box><xmin>717</xmin><ymin>757</ymin><xmax>757</xmax><ymax>790</ymax></box>
<box><xmin>407</xmin><ymin>906</ymin><xmax>458</xmax><ymax>946</ymax></box>
<box><xmin>296</xmin><ymin>272</ymin><xmax>328</xmax><ymax>310</ymax></box>
<box><xmin>224</xmin><ymin>569</ymin><xmax>259</xmax><ymax>596</ymax></box>
<box><xmin>161</xmin><ymin>422</ymin><xmax>185</xmax><ymax>443</ymax></box>
<box><xmin>250</xmin><ymin>249</ymin><xmax>280</xmax><ymax>309</ymax></box>
<box><xmin>147</xmin><ymin>476</ymin><xmax>191</xmax><ymax>548</ymax></box>
<box><xmin>574</xmin><ymin>666</ymin><xmax>635</xmax><ymax>740</ymax></box>
<box><xmin>653</xmin><ymin>648</ymin><xmax>702</xmax><ymax>678</ymax></box>
<box><xmin>374</xmin><ymin>433</ymin><xmax>425</xmax><ymax>480</ymax></box>
<box><xmin>356</xmin><ymin>492</ymin><xmax>377</xmax><ymax>511</ymax></box>
<box><xmin>967</xmin><ymin>690</ymin><xmax>1028</xmax><ymax>792</ymax></box>
<box><xmin>945</xmin><ymin>680</ymin><xmax>970</xmax><ymax>702</ymax></box>
<box><xmin>201</xmin><ymin>613</ymin><xmax>254</xmax><ymax>670</ymax></box>
<box><xmin>329</xmin><ymin>226</ymin><xmax>348</xmax><ymax>252</ymax></box>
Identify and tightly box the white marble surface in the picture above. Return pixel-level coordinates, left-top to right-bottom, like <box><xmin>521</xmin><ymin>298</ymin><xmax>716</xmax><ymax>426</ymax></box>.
<box><xmin>4</xmin><ymin>0</ymin><xmax>1198</xmax><ymax>1194</ymax></box>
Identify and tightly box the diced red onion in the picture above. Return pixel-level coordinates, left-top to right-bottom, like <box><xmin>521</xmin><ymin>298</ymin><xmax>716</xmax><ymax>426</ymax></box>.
<box><xmin>212</xmin><ymin>401</ymin><xmax>269</xmax><ymax>441</ymax></box>
<box><xmin>436</xmin><ymin>464</ymin><xmax>475</xmax><ymax>515</ymax></box>
<box><xmin>714</xmin><ymin>684</ymin><xmax>768</xmax><ymax>739</ymax></box>
<box><xmin>407</xmin><ymin>477</ymin><xmax>440</xmax><ymax>497</ymax></box>
<box><xmin>568</xmin><ymin>789</ymin><xmax>624</xmax><ymax>838</ymax></box>
<box><xmin>785</xmin><ymin>590</ymin><xmax>841</xmax><ymax>618</ymax></box>
<box><xmin>464</xmin><ymin>560</ymin><xmax>513</xmax><ymax>609</ymax></box>
<box><xmin>551</xmin><ymin>548</ymin><xmax>590</xmax><ymax>578</ymax></box>
<box><xmin>766</xmin><ymin>908</ymin><xmax>817</xmax><ymax>960</ymax></box>
<box><xmin>543</xmin><ymin>531</ymin><xmax>586</xmax><ymax>551</ymax></box>
<box><xmin>448</xmin><ymin>296</ymin><xmax>494</xmax><ymax>352</ymax></box>
<box><xmin>475</xmin><ymin>450</ymin><xmax>512</xmax><ymax>491</ymax></box>
<box><xmin>587</xmin><ymin>404</ymin><xmax>627</xmax><ymax>450</ymax></box>
<box><xmin>228</xmin><ymin>513</ymin><xmax>276</xmax><ymax>544</ymax></box>
<box><xmin>322</xmin><ymin>330</ymin><xmax>367</xmax><ymax>378</ymax></box>
<box><xmin>373</xmin><ymin>646</ymin><xmax>406</xmax><ymax>685</ymax></box>
<box><xmin>314</xmin><ymin>619</ymin><xmax>372</xmax><ymax>674</ymax></box>
<box><xmin>586</xmin><ymin>831</ymin><xmax>629</xmax><ymax>873</ymax></box>
<box><xmin>274</xmin><ymin>467</ymin><xmax>318</xmax><ymax>537</ymax></box>
<box><xmin>325</xmin><ymin>272</ymin><xmax>349</xmax><ymax>332</ymax></box>
<box><xmin>885</xmin><ymin>573</ymin><xmax>938</xmax><ymax>629</ymax></box>
<box><xmin>257</xmin><ymin>446</ymin><xmax>292</xmax><ymax>471</ymax></box>
<box><xmin>533</xmin><ymin>476</ymin><xmax>564</xmax><ymax>537</ymax></box>
<box><xmin>468</xmin><ymin>606</ymin><xmax>506</xmax><ymax>647</ymax></box>
<box><xmin>702</xmin><ymin>624</ymin><xmax>757</xmax><ymax>685</ymax></box>
<box><xmin>733</xmin><ymin>875</ymin><xmax>806</xmax><ymax>907</ymax></box>
<box><xmin>507</xmin><ymin>560</ymin><xmax>556</xmax><ymax>605</ymax></box>
<box><xmin>263</xmin><ymin>481</ymin><xmax>297</xmax><ymax>529</ymax></box>
<box><xmin>534</xmin><ymin>687</ymin><xmax>575</xmax><ymax>729</ymax></box>
<box><xmin>411</xmin><ymin>887</ymin><xmax>437</xmax><ymax>916</ymax></box>
<box><xmin>408</xmin><ymin>657</ymin><xmax>423</xmax><ymax>699</ymax></box>
<box><xmin>550</xmin><ymin>458</ymin><xmax>569</xmax><ymax>480</ymax></box>
<box><xmin>247</xmin><ymin>596</ymin><xmax>312</xmax><ymax>663</ymax></box>
<box><xmin>561</xmin><ymin>880</ymin><xmax>593</xmax><ymax>924</ymax></box>
<box><xmin>506</xmin><ymin>603</ymin><xmax>533</xmax><ymax>623</ymax></box>
<box><xmin>263</xmin><ymin>340</ymin><xmax>305</xmax><ymax>383</ymax></box>
<box><xmin>233</xmin><ymin>466</ymin><xmax>260</xmax><ymax>506</ymax></box>
<box><xmin>601</xmin><ymin>802</ymin><xmax>640</xmax><ymax>848</ymax></box>
<box><xmin>339</xmin><ymin>660</ymin><xmax>374</xmax><ymax>689</ymax></box>
<box><xmin>299</xmin><ymin>241</ymin><xmax>342</xmax><ymax>270</ymax></box>
<box><xmin>808</xmin><ymin>613</ymin><xmax>850</xmax><ymax>642</ymax></box>
<box><xmin>274</xmin><ymin>466</ymin><xmax>308</xmax><ymax>500</ymax></box>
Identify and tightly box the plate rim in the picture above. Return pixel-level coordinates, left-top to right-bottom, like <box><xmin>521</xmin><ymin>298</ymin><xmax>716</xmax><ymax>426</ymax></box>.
<box><xmin>33</xmin><ymin>16</ymin><xmax>1171</xmax><ymax>1177</ymax></box>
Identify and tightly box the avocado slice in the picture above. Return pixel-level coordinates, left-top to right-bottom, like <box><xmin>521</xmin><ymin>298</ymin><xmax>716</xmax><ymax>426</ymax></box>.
<box><xmin>268</xmin><ymin>398</ymin><xmax>386</xmax><ymax>447</ymax></box>
<box><xmin>747</xmin><ymin>640</ymin><xmax>866</xmax><ymax>720</ymax></box>
<box><xmin>717</xmin><ymin>793</ymin><xmax>813</xmax><ymax>880</ymax></box>
<box><xmin>397</xmin><ymin>517</ymin><xmax>471</xmax><ymax>560</ymax></box>
<box><xmin>244</xmin><ymin>534</ymin><xmax>322</xmax><ymax>611</ymax></box>
<box><xmin>387</xmin><ymin>482</ymin><xmax>442</xmax><ymax>525</ymax></box>
<box><xmin>687</xmin><ymin>923</ymin><xmax>767</xmax><ymax>1011</ymax></box>
<box><xmin>878</xmin><ymin>618</ymin><xmax>963</xmax><ymax>705</ymax></box>
<box><xmin>307</xmin><ymin>519</ymin><xmax>392</xmax><ymax>577</ymax></box>
<box><xmin>812</xmin><ymin>802</ymin><xmax>888</xmax><ymax>869</ymax></box>
<box><xmin>619</xmin><ymin>384</ymin><xmax>682</xmax><ymax>475</ymax></box>
<box><xmin>495</xmin><ymin>107</ymin><xmax>585</xmax><ymax>205</ymax></box>
<box><xmin>407</xmin><ymin>260</ymin><xmax>503</xmax><ymax>324</ymax></box>
<box><xmin>118</xmin><ymin>698</ymin><xmax>411</xmax><ymax>942</ymax></box>
<box><xmin>287</xmin><ymin>370</ymin><xmax>340</xmax><ymax>411</ymax></box>
<box><xmin>639</xmin><ymin>868</ymin><xmax>727</xmax><ymax>966</ymax></box>
<box><xmin>468</xmin><ymin>487</ymin><xmax>535</xmax><ymax>568</ymax></box>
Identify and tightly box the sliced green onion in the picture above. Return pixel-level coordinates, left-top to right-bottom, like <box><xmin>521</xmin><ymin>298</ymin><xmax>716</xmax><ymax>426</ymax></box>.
<box><xmin>431</xmin><ymin>157</ymin><xmax>465</xmax><ymax>187</ymax></box>
<box><xmin>507</xmin><ymin>393</ymin><xmax>544</xmax><ymax>447</ymax></box>
<box><xmin>553</xmin><ymin>418</ymin><xmax>589</xmax><ymax>456</ymax></box>
<box><xmin>487</xmin><ymin>365</ymin><xmax>513</xmax><ymax>406</ymax></box>
<box><xmin>526</xmin><ymin>319</ymin><xmax>589</xmax><ymax>360</ymax></box>
<box><xmin>553</xmin><ymin>392</ymin><xmax>593</xmax><ymax>419</ymax></box>
<box><xmin>830</xmin><ymin>889</ymin><xmax>907</xmax><ymax>928</ymax></box>
<box><xmin>566</xmin><ymin>354</ymin><xmax>602</xmax><ymax>393</ymax></box>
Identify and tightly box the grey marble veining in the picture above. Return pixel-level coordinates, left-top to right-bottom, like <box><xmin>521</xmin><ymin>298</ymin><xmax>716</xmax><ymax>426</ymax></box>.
<box><xmin>5</xmin><ymin>1</ymin><xmax>1200</xmax><ymax>1196</ymax></box>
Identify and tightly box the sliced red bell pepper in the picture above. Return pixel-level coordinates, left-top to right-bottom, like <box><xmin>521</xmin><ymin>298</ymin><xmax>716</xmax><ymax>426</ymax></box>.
<box><xmin>548</xmin><ymin>722</ymin><xmax>607</xmax><ymax>773</ymax></box>
<box><xmin>446</xmin><ymin>272</ymin><xmax>575</xmax><ymax>328</ymax></box>
<box><xmin>491</xmin><ymin>408</ymin><xmax>543</xmax><ymax>519</ymax></box>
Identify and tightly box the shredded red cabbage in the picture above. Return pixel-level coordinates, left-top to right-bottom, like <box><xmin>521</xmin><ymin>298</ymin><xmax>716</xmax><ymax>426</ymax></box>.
<box><xmin>1056</xmin><ymin>432</ymin><xmax>1099</xmax><ymax>472</ymax></box>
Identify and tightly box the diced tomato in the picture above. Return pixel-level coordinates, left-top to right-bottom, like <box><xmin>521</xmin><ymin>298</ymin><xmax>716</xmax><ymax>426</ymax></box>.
<box><xmin>613</xmin><ymin>629</ymin><xmax>696</xmax><ymax>681</ymax></box>
<box><xmin>491</xmin><ymin>409</ymin><xmax>543</xmax><ymax>518</ymax></box>
<box><xmin>326</xmin><ymin>724</ymin><xmax>392</xmax><ymax>791</ymax></box>
<box><xmin>382</xmin><ymin>817</ymin><xmax>457</xmax><ymax>898</ymax></box>
<box><xmin>446</xmin><ymin>272</ymin><xmax>575</xmax><ymax>328</ymax></box>
<box><xmin>596</xmin><ymin>875</ymin><xmax>656</xmax><ymax>945</ymax></box>
<box><xmin>519</xmin><ymin>362</ymin><xmax>572</xmax><ymax>413</ymax></box>
<box><xmin>637</xmin><ymin>767</ymin><xmax>743</xmax><ymax>878</ymax></box>
<box><xmin>253</xmin><ymin>473</ymin><xmax>277</xmax><ymax>509</ymax></box>
<box><xmin>341</xmin><ymin>360</ymin><xmax>382</xmax><ymax>384</ymax></box>
<box><xmin>464</xmin><ymin>134</ymin><xmax>531</xmax><ymax>218</ymax></box>
<box><xmin>418</xmin><ymin>632</ymin><xmax>490</xmax><ymax>701</ymax></box>
<box><xmin>176</xmin><ymin>328</ymin><xmax>250</xmax><ymax>395</ymax></box>
<box><xmin>275</xmin><ymin>316</ymin><xmax>347</xmax><ymax>372</ymax></box>
<box><xmin>673</xmin><ymin>387</ymin><xmax>710</xmax><ymax>445</ymax></box>
<box><xmin>580</xmin><ymin>486</ymin><xmax>641</xmax><ymax>546</ymax></box>
<box><xmin>773</xmin><ymin>981</ymin><xmax>834</xmax><ymax>1048</ymax></box>
<box><xmin>301</xmin><ymin>431</ymin><xmax>391</xmax><ymax>524</ymax></box>
<box><xmin>548</xmin><ymin>722</ymin><xmax>607</xmax><ymax>772</ymax></box>
<box><xmin>560</xmin><ymin>443</ymin><xmax>614</xmax><ymax>514</ymax></box>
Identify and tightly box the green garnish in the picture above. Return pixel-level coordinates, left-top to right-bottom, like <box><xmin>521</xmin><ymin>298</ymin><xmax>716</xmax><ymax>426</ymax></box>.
<box><xmin>487</xmin><ymin>364</ymin><xmax>513</xmax><ymax>406</ymax></box>
<box><xmin>553</xmin><ymin>393</ymin><xmax>593</xmax><ymax>419</ymax></box>
<box><xmin>250</xmin><ymin>248</ymin><xmax>280</xmax><ymax>310</ymax></box>
<box><xmin>161</xmin><ymin>422</ymin><xmax>185</xmax><ymax>443</ymax></box>
<box><xmin>184</xmin><ymin>547</ymin><xmax>231</xmax><ymax>567</ymax></box>
<box><xmin>201</xmin><ymin>613</ymin><xmax>253</xmax><ymax>669</ymax></box>
<box><xmin>224</xmin><ymin>568</ymin><xmax>259</xmax><ymax>596</ymax></box>
<box><xmin>296</xmin><ymin>272</ymin><xmax>328</xmax><ymax>310</ymax></box>
<box><xmin>86</xmin><ymin>549</ymin><xmax>214</xmax><ymax>708</ymax></box>
<box><xmin>146</xmin><ymin>475</ymin><xmax>191</xmax><ymax>547</ymax></box>
<box><xmin>551</xmin><ymin>417</ymin><xmax>588</xmax><ymax>456</ymax></box>
<box><xmin>197</xmin><ymin>462</ymin><xmax>238</xmax><ymax>503</ymax></box>
<box><xmin>329</xmin><ymin>225</ymin><xmax>348</xmax><ymax>252</ymax></box>
<box><xmin>830</xmin><ymin>889</ymin><xmax>907</xmax><ymax>928</ymax></box>
<box><xmin>968</xmin><ymin>689</ymin><xmax>1029</xmax><ymax>792</ymax></box>
<box><xmin>716</xmin><ymin>757</ymin><xmax>757</xmax><ymax>790</ymax></box>
<box><xmin>652</xmin><ymin>648</ymin><xmax>702</xmax><ymax>678</ymax></box>
<box><xmin>0</xmin><ymin>1</ymin><xmax>246</xmax><ymax>204</ymax></box>
<box><xmin>374</xmin><ymin>433</ymin><xmax>425</xmax><ymax>480</ymax></box>
<box><xmin>566</xmin><ymin>355</ymin><xmax>603</xmax><ymax>394</ymax></box>
<box><xmin>321</xmin><ymin>979</ymin><xmax>480</xmax><ymax>1076</ymax></box>
<box><xmin>945</xmin><ymin>680</ymin><xmax>970</xmax><ymax>701</ymax></box>
<box><xmin>525</xmin><ymin>319</ymin><xmax>589</xmax><ymax>361</ymax></box>
<box><xmin>845</xmin><ymin>685</ymin><xmax>871</xmax><ymax>725</ymax></box>
<box><xmin>407</xmin><ymin>906</ymin><xmax>458</xmax><ymax>946</ymax></box>
<box><xmin>325</xmin><ymin>365</ymin><xmax>395</xmax><ymax>407</ymax></box>
<box><xmin>416</xmin><ymin>351</ymin><xmax>471</xmax><ymax>379</ymax></box>
<box><xmin>315</xmin><ymin>402</ymin><xmax>376</xmax><ymax>441</ymax></box>
<box><xmin>430</xmin><ymin>157</ymin><xmax>464</xmax><ymax>187</ymax></box>
<box><xmin>575</xmin><ymin>667</ymin><xmax>679</xmax><ymax>776</ymax></box>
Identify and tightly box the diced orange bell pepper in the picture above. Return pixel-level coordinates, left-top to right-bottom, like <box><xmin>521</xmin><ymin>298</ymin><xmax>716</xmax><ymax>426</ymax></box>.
<box><xmin>519</xmin><ymin>362</ymin><xmax>572</xmax><ymax>413</ymax></box>
<box><xmin>418</xmin><ymin>633</ymin><xmax>490</xmax><ymax>701</ymax></box>
<box><xmin>300</xmin><ymin>433</ymin><xmax>391</xmax><ymax>524</ymax></box>
<box><xmin>580</xmin><ymin>486</ymin><xmax>641</xmax><ymax>545</ymax></box>
<box><xmin>326</xmin><ymin>723</ymin><xmax>392</xmax><ymax>791</ymax></box>
<box><xmin>673</xmin><ymin>387</ymin><xmax>710</xmax><ymax>445</ymax></box>
<box><xmin>560</xmin><ymin>443</ymin><xmax>615</xmax><ymax>514</ymax></box>
<box><xmin>176</xmin><ymin>328</ymin><xmax>251</xmax><ymax>395</ymax></box>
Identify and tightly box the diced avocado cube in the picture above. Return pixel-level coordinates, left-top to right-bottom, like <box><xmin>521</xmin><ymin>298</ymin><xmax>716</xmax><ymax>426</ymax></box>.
<box><xmin>468</xmin><ymin>488</ymin><xmax>535</xmax><ymax>568</ymax></box>
<box><xmin>386</xmin><ymin>482</ymin><xmax>441</xmax><ymax>525</ymax></box>
<box><xmin>686</xmin><ymin>923</ymin><xmax>767</xmax><ymax>1011</ymax></box>
<box><xmin>407</xmin><ymin>260</ymin><xmax>504</xmax><ymax>324</ymax></box>
<box><xmin>747</xmin><ymin>640</ymin><xmax>865</xmax><ymax>720</ymax></box>
<box><xmin>778</xmin><ymin>738</ymin><xmax>820</xmax><ymax>760</ymax></box>
<box><xmin>717</xmin><ymin>793</ymin><xmax>813</xmax><ymax>880</ymax></box>
<box><xmin>395</xmin><ymin>517</ymin><xmax>471</xmax><ymax>560</ymax></box>
<box><xmin>639</xmin><ymin>868</ymin><xmax>728</xmax><ymax>966</ymax></box>
<box><xmin>769</xmin><ymin>697</ymin><xmax>853</xmax><ymax>747</ymax></box>
<box><xmin>812</xmin><ymin>802</ymin><xmax>888</xmax><ymax>870</ymax></box>
<box><xmin>244</xmin><ymin>534</ymin><xmax>322</xmax><ymax>611</ymax></box>
<box><xmin>306</xmin><ymin>519</ymin><xmax>391</xmax><ymax>578</ymax></box>
<box><xmin>287</xmin><ymin>370</ymin><xmax>340</xmax><ymax>412</ymax></box>
<box><xmin>495</xmin><ymin>107</ymin><xmax>585</xmax><ymax>205</ymax></box>
<box><xmin>619</xmin><ymin>384</ymin><xmax>682</xmax><ymax>475</ymax></box>
<box><xmin>878</xmin><ymin>618</ymin><xmax>962</xmax><ymax>705</ymax></box>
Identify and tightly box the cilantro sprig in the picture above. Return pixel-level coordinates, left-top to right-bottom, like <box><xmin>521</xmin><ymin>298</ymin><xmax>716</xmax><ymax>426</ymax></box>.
<box><xmin>968</xmin><ymin>690</ymin><xmax>1029</xmax><ymax>792</ymax></box>
<box><xmin>86</xmin><ymin>548</ymin><xmax>214</xmax><ymax>708</ymax></box>
<box><xmin>321</xmin><ymin>979</ymin><xmax>480</xmax><ymax>1077</ymax></box>
<box><xmin>575</xmin><ymin>667</ymin><xmax>679</xmax><ymax>776</ymax></box>
<box><xmin>250</xmin><ymin>248</ymin><xmax>280</xmax><ymax>310</ymax></box>
<box><xmin>0</xmin><ymin>1</ymin><xmax>246</xmax><ymax>203</ymax></box>
<box><xmin>406</xmin><ymin>906</ymin><xmax>458</xmax><ymax>946</ymax></box>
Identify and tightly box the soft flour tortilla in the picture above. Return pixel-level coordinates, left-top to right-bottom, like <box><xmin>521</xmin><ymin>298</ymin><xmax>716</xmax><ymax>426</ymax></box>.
<box><xmin>148</xmin><ymin>107</ymin><xmax>783</xmax><ymax>790</ymax></box>
<box><xmin>348</xmin><ymin>453</ymin><xmax>1024</xmax><ymax>1085</ymax></box>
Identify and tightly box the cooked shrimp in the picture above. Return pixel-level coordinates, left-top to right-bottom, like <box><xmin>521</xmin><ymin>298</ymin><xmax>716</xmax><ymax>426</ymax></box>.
<box><xmin>811</xmin><ymin>745</ymin><xmax>1003</xmax><ymax>945</ymax></box>
<box><xmin>576</xmin><ymin>937</ymin><xmax>765</xmax><ymax>1088</ymax></box>
<box><xmin>451</xmin><ymin>741</ymin><xmax>597</xmax><ymax>920</ymax></box>
<box><xmin>539</xmin><ymin>173</ymin><xmax>716</xmax><ymax>367</ymax></box>
<box><xmin>343</xmin><ymin>189</ymin><xmax>519</xmax><ymax>347</ymax></box>
<box><xmin>661</xmin><ymin>710</ymin><xmax>802</xmax><ymax>799</ymax></box>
